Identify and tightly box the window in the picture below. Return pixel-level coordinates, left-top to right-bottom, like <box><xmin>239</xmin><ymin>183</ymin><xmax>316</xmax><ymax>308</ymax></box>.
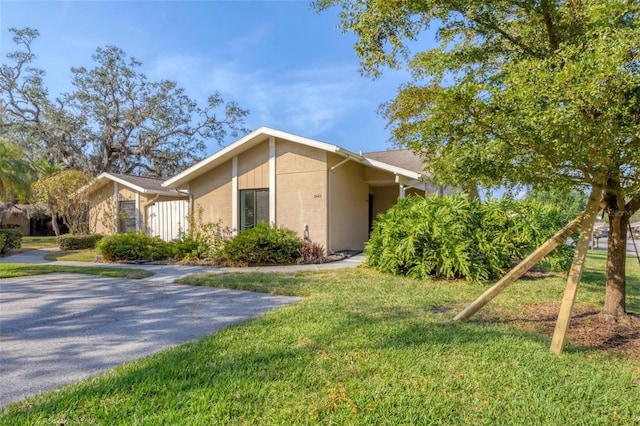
<box><xmin>118</xmin><ymin>200</ymin><xmax>136</xmax><ymax>233</ymax></box>
<box><xmin>240</xmin><ymin>189</ymin><xmax>269</xmax><ymax>230</ymax></box>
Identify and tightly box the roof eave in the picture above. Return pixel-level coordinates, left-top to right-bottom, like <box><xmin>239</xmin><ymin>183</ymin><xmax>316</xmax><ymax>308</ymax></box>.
<box><xmin>163</xmin><ymin>126</ymin><xmax>359</xmax><ymax>188</ymax></box>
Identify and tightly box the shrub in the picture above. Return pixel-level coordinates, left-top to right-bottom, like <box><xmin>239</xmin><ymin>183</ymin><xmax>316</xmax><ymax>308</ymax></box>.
<box><xmin>96</xmin><ymin>232</ymin><xmax>172</xmax><ymax>262</ymax></box>
<box><xmin>172</xmin><ymin>208</ymin><xmax>232</xmax><ymax>262</ymax></box>
<box><xmin>365</xmin><ymin>194</ymin><xmax>574</xmax><ymax>283</ymax></box>
<box><xmin>57</xmin><ymin>234</ymin><xmax>103</xmax><ymax>250</ymax></box>
<box><xmin>297</xmin><ymin>242</ymin><xmax>326</xmax><ymax>264</ymax></box>
<box><xmin>222</xmin><ymin>222</ymin><xmax>301</xmax><ymax>266</ymax></box>
<box><xmin>0</xmin><ymin>229</ymin><xmax>22</xmax><ymax>254</ymax></box>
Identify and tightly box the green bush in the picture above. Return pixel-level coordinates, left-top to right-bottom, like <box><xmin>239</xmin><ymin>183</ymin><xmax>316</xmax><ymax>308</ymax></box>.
<box><xmin>96</xmin><ymin>232</ymin><xmax>172</xmax><ymax>262</ymax></box>
<box><xmin>0</xmin><ymin>229</ymin><xmax>22</xmax><ymax>254</ymax></box>
<box><xmin>222</xmin><ymin>222</ymin><xmax>302</xmax><ymax>266</ymax></box>
<box><xmin>365</xmin><ymin>194</ymin><xmax>575</xmax><ymax>282</ymax></box>
<box><xmin>57</xmin><ymin>234</ymin><xmax>103</xmax><ymax>250</ymax></box>
<box><xmin>172</xmin><ymin>208</ymin><xmax>232</xmax><ymax>262</ymax></box>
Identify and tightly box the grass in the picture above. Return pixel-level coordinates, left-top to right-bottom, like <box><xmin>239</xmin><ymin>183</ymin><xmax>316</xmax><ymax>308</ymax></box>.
<box><xmin>0</xmin><ymin>263</ymin><xmax>153</xmax><ymax>279</ymax></box>
<box><xmin>44</xmin><ymin>249</ymin><xmax>97</xmax><ymax>262</ymax></box>
<box><xmin>1</xmin><ymin>252</ymin><xmax>639</xmax><ymax>425</ymax></box>
<box><xmin>19</xmin><ymin>236</ymin><xmax>58</xmax><ymax>249</ymax></box>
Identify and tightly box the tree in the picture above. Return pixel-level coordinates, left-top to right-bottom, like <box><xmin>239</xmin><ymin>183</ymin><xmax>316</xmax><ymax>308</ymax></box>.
<box><xmin>0</xmin><ymin>137</ymin><xmax>34</xmax><ymax>202</ymax></box>
<box><xmin>31</xmin><ymin>170</ymin><xmax>93</xmax><ymax>235</ymax></box>
<box><xmin>315</xmin><ymin>0</ymin><xmax>640</xmax><ymax>321</ymax></box>
<box><xmin>524</xmin><ymin>188</ymin><xmax>588</xmax><ymax>221</ymax></box>
<box><xmin>1</xmin><ymin>28</ymin><xmax>249</xmax><ymax>178</ymax></box>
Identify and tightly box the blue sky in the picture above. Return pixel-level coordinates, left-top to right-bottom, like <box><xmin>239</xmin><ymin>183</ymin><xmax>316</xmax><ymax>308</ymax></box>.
<box><xmin>1</xmin><ymin>0</ymin><xmax>426</xmax><ymax>156</ymax></box>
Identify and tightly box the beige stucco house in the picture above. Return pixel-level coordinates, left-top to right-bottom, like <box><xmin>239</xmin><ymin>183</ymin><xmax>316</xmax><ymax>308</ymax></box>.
<box><xmin>163</xmin><ymin>127</ymin><xmax>446</xmax><ymax>252</ymax></box>
<box><xmin>85</xmin><ymin>173</ymin><xmax>189</xmax><ymax>241</ymax></box>
<box><xmin>0</xmin><ymin>203</ymin><xmax>52</xmax><ymax>236</ymax></box>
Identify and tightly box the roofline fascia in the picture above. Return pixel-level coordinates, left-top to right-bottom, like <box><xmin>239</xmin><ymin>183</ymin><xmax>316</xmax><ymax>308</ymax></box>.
<box><xmin>163</xmin><ymin>126</ymin><xmax>361</xmax><ymax>188</ymax></box>
<box><xmin>82</xmin><ymin>172</ymin><xmax>182</xmax><ymax>197</ymax></box>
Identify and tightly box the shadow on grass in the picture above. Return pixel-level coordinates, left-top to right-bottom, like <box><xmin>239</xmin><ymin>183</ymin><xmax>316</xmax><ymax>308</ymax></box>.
<box><xmin>4</xmin><ymin>318</ymin><xmax>543</xmax><ymax>422</ymax></box>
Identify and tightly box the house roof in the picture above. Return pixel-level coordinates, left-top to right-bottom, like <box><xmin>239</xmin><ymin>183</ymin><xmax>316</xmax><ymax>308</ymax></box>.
<box><xmin>362</xmin><ymin>150</ymin><xmax>425</xmax><ymax>174</ymax></box>
<box><xmin>83</xmin><ymin>172</ymin><xmax>186</xmax><ymax>197</ymax></box>
<box><xmin>163</xmin><ymin>126</ymin><xmax>429</xmax><ymax>189</ymax></box>
<box><xmin>0</xmin><ymin>203</ymin><xmax>50</xmax><ymax>217</ymax></box>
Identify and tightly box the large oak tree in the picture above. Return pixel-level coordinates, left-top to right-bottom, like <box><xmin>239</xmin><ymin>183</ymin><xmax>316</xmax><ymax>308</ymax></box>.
<box><xmin>315</xmin><ymin>0</ymin><xmax>640</xmax><ymax>320</ymax></box>
<box><xmin>1</xmin><ymin>28</ymin><xmax>249</xmax><ymax>178</ymax></box>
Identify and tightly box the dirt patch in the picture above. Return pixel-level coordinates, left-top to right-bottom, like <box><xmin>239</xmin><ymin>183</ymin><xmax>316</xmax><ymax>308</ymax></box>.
<box><xmin>480</xmin><ymin>303</ymin><xmax>640</xmax><ymax>361</ymax></box>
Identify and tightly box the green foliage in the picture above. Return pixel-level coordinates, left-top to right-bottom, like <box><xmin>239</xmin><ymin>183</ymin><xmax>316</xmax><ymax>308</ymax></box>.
<box><xmin>524</xmin><ymin>188</ymin><xmax>588</xmax><ymax>221</ymax></box>
<box><xmin>0</xmin><ymin>229</ymin><xmax>22</xmax><ymax>254</ymax></box>
<box><xmin>96</xmin><ymin>232</ymin><xmax>172</xmax><ymax>262</ymax></box>
<box><xmin>315</xmin><ymin>0</ymin><xmax>640</xmax><ymax>316</ymax></box>
<box><xmin>31</xmin><ymin>169</ymin><xmax>93</xmax><ymax>234</ymax></box>
<box><xmin>2</xmin><ymin>27</ymin><xmax>248</xmax><ymax>177</ymax></box>
<box><xmin>0</xmin><ymin>263</ymin><xmax>153</xmax><ymax>279</ymax></box>
<box><xmin>222</xmin><ymin>222</ymin><xmax>302</xmax><ymax>266</ymax></box>
<box><xmin>57</xmin><ymin>234</ymin><xmax>103</xmax><ymax>250</ymax></box>
<box><xmin>172</xmin><ymin>207</ymin><xmax>232</xmax><ymax>262</ymax></box>
<box><xmin>297</xmin><ymin>241</ymin><xmax>326</xmax><ymax>264</ymax></box>
<box><xmin>3</xmin><ymin>259</ymin><xmax>639</xmax><ymax>424</ymax></box>
<box><xmin>0</xmin><ymin>139</ymin><xmax>34</xmax><ymax>202</ymax></box>
<box><xmin>365</xmin><ymin>195</ymin><xmax>574</xmax><ymax>282</ymax></box>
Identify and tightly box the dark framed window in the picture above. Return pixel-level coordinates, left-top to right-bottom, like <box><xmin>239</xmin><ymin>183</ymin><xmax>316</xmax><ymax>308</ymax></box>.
<box><xmin>240</xmin><ymin>189</ymin><xmax>269</xmax><ymax>230</ymax></box>
<box><xmin>118</xmin><ymin>200</ymin><xmax>136</xmax><ymax>233</ymax></box>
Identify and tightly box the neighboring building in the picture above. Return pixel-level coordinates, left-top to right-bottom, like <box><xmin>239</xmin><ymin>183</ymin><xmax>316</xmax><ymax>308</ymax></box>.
<box><xmin>0</xmin><ymin>203</ymin><xmax>60</xmax><ymax>236</ymax></box>
<box><xmin>163</xmin><ymin>127</ymin><xmax>448</xmax><ymax>252</ymax></box>
<box><xmin>84</xmin><ymin>173</ymin><xmax>189</xmax><ymax>241</ymax></box>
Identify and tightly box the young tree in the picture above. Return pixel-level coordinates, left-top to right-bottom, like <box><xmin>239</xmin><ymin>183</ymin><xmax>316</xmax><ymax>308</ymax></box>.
<box><xmin>1</xmin><ymin>28</ymin><xmax>249</xmax><ymax>178</ymax></box>
<box><xmin>315</xmin><ymin>0</ymin><xmax>640</xmax><ymax>320</ymax></box>
<box><xmin>31</xmin><ymin>170</ymin><xmax>93</xmax><ymax>235</ymax></box>
<box><xmin>0</xmin><ymin>138</ymin><xmax>34</xmax><ymax>202</ymax></box>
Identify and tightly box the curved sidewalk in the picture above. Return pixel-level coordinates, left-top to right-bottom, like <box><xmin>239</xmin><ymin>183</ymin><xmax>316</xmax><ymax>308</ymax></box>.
<box><xmin>0</xmin><ymin>249</ymin><xmax>363</xmax><ymax>408</ymax></box>
<box><xmin>0</xmin><ymin>249</ymin><xmax>365</xmax><ymax>282</ymax></box>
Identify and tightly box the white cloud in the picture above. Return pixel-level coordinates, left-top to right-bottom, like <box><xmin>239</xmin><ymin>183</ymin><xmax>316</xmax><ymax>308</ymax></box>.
<box><xmin>151</xmin><ymin>54</ymin><xmax>376</xmax><ymax>140</ymax></box>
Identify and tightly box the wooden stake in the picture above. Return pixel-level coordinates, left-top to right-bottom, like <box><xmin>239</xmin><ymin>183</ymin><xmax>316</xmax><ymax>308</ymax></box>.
<box><xmin>549</xmin><ymin>188</ymin><xmax>602</xmax><ymax>354</ymax></box>
<box><xmin>454</xmin><ymin>212</ymin><xmax>586</xmax><ymax>322</ymax></box>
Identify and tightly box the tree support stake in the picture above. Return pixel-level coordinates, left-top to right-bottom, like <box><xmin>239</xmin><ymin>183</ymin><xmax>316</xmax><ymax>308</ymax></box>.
<box><xmin>454</xmin><ymin>188</ymin><xmax>601</xmax><ymax>324</ymax></box>
<box><xmin>550</xmin><ymin>187</ymin><xmax>602</xmax><ymax>354</ymax></box>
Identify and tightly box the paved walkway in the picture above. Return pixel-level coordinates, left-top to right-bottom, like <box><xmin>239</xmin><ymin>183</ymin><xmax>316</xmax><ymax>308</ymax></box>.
<box><xmin>0</xmin><ymin>249</ymin><xmax>363</xmax><ymax>408</ymax></box>
<box><xmin>0</xmin><ymin>248</ymin><xmax>364</xmax><ymax>281</ymax></box>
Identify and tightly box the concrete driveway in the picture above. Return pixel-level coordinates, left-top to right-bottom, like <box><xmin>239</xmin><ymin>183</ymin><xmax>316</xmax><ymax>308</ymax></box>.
<box><xmin>0</xmin><ymin>273</ymin><xmax>301</xmax><ymax>407</ymax></box>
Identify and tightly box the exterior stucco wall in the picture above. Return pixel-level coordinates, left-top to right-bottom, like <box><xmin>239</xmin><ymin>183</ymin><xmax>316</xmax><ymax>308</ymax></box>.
<box><xmin>88</xmin><ymin>183</ymin><xmax>186</xmax><ymax>235</ymax></box>
<box><xmin>364</xmin><ymin>167</ymin><xmax>395</xmax><ymax>183</ymax></box>
<box><xmin>189</xmin><ymin>160</ymin><xmax>233</xmax><ymax>229</ymax></box>
<box><xmin>275</xmin><ymin>139</ymin><xmax>328</xmax><ymax>247</ymax></box>
<box><xmin>238</xmin><ymin>142</ymin><xmax>269</xmax><ymax>190</ymax></box>
<box><xmin>2</xmin><ymin>214</ymin><xmax>30</xmax><ymax>235</ymax></box>
<box><xmin>370</xmin><ymin>185</ymin><xmax>400</xmax><ymax>224</ymax></box>
<box><xmin>328</xmin><ymin>154</ymin><xmax>370</xmax><ymax>252</ymax></box>
<box><xmin>88</xmin><ymin>184</ymin><xmax>116</xmax><ymax>235</ymax></box>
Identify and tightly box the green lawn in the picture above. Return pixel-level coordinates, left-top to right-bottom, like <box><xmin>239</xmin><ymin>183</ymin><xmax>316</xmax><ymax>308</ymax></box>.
<box><xmin>19</xmin><ymin>236</ymin><xmax>58</xmax><ymax>249</ymax></box>
<box><xmin>0</xmin><ymin>263</ymin><xmax>153</xmax><ymax>279</ymax></box>
<box><xmin>44</xmin><ymin>249</ymin><xmax>97</xmax><ymax>262</ymax></box>
<box><xmin>1</xmin><ymin>252</ymin><xmax>639</xmax><ymax>425</ymax></box>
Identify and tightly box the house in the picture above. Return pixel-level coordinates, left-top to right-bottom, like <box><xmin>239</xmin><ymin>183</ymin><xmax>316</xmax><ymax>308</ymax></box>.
<box><xmin>0</xmin><ymin>203</ymin><xmax>58</xmax><ymax>236</ymax></box>
<box><xmin>163</xmin><ymin>127</ymin><xmax>447</xmax><ymax>252</ymax></box>
<box><xmin>84</xmin><ymin>173</ymin><xmax>189</xmax><ymax>241</ymax></box>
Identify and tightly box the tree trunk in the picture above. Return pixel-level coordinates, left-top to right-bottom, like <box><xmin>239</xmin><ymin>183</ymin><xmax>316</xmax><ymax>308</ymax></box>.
<box><xmin>604</xmin><ymin>210</ymin><xmax>628</xmax><ymax>320</ymax></box>
<box><xmin>51</xmin><ymin>211</ymin><xmax>61</xmax><ymax>236</ymax></box>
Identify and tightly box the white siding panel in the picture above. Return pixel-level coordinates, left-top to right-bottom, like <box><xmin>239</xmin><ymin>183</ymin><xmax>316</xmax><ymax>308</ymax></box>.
<box><xmin>146</xmin><ymin>200</ymin><xmax>188</xmax><ymax>241</ymax></box>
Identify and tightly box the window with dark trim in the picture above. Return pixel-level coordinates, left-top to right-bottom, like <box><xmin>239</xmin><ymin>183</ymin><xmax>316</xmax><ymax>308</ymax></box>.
<box><xmin>240</xmin><ymin>189</ymin><xmax>269</xmax><ymax>230</ymax></box>
<box><xmin>118</xmin><ymin>200</ymin><xmax>136</xmax><ymax>233</ymax></box>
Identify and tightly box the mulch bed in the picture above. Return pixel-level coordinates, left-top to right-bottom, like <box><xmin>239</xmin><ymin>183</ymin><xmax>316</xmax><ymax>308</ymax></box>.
<box><xmin>480</xmin><ymin>303</ymin><xmax>640</xmax><ymax>361</ymax></box>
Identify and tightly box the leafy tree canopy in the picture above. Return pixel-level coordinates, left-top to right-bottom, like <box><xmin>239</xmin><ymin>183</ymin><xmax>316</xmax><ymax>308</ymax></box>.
<box><xmin>31</xmin><ymin>169</ymin><xmax>93</xmax><ymax>235</ymax></box>
<box><xmin>315</xmin><ymin>0</ymin><xmax>640</xmax><ymax>319</ymax></box>
<box><xmin>1</xmin><ymin>28</ymin><xmax>249</xmax><ymax>178</ymax></box>
<box><xmin>315</xmin><ymin>0</ymin><xmax>640</xmax><ymax>196</ymax></box>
